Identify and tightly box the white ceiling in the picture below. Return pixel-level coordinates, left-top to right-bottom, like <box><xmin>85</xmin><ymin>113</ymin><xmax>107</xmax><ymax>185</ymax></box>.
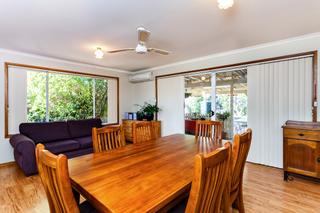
<box><xmin>1</xmin><ymin>0</ymin><xmax>320</xmax><ymax>71</ymax></box>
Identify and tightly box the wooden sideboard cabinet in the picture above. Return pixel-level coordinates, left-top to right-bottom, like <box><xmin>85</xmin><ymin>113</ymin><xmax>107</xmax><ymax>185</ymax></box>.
<box><xmin>282</xmin><ymin>120</ymin><xmax>320</xmax><ymax>181</ymax></box>
<box><xmin>122</xmin><ymin>119</ymin><xmax>161</xmax><ymax>142</ymax></box>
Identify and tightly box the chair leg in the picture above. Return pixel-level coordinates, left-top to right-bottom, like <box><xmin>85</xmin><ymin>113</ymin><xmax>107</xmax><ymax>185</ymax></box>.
<box><xmin>222</xmin><ymin>189</ymin><xmax>230</xmax><ymax>213</ymax></box>
<box><xmin>237</xmin><ymin>185</ymin><xmax>245</xmax><ymax>213</ymax></box>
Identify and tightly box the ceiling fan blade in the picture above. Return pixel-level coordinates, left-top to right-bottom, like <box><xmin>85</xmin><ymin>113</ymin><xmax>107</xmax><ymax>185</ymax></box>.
<box><xmin>138</xmin><ymin>27</ymin><xmax>150</xmax><ymax>43</ymax></box>
<box><xmin>107</xmin><ymin>48</ymin><xmax>135</xmax><ymax>53</ymax></box>
<box><xmin>148</xmin><ymin>48</ymin><xmax>170</xmax><ymax>55</ymax></box>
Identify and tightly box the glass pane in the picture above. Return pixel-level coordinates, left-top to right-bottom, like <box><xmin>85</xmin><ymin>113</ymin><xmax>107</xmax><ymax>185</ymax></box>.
<box><xmin>27</xmin><ymin>71</ymin><xmax>47</xmax><ymax>122</ymax></box>
<box><xmin>48</xmin><ymin>73</ymin><xmax>93</xmax><ymax>121</ymax></box>
<box><xmin>94</xmin><ymin>78</ymin><xmax>108</xmax><ymax>123</ymax></box>
<box><xmin>184</xmin><ymin>74</ymin><xmax>212</xmax><ymax>135</ymax></box>
<box><xmin>215</xmin><ymin>70</ymin><xmax>247</xmax><ymax>139</ymax></box>
<box><xmin>185</xmin><ymin>74</ymin><xmax>212</xmax><ymax>120</ymax></box>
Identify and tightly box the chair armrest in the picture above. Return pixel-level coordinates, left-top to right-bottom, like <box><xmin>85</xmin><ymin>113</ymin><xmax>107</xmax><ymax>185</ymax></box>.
<box><xmin>9</xmin><ymin>134</ymin><xmax>35</xmax><ymax>154</ymax></box>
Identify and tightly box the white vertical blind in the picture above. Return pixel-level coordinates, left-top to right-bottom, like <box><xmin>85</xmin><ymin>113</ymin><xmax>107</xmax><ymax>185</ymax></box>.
<box><xmin>247</xmin><ymin>57</ymin><xmax>313</xmax><ymax>168</ymax></box>
<box><xmin>211</xmin><ymin>73</ymin><xmax>216</xmax><ymax>120</ymax></box>
<box><xmin>8</xmin><ymin>67</ymin><xmax>28</xmax><ymax>134</ymax></box>
<box><xmin>158</xmin><ymin>76</ymin><xmax>185</xmax><ymax>136</ymax></box>
<box><xmin>107</xmin><ymin>79</ymin><xmax>118</xmax><ymax>123</ymax></box>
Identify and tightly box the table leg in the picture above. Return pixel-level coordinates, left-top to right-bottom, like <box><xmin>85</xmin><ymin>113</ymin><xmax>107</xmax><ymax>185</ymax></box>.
<box><xmin>72</xmin><ymin>188</ymin><xmax>80</xmax><ymax>204</ymax></box>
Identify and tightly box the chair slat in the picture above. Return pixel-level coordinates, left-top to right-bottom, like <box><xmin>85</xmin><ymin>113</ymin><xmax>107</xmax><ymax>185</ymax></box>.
<box><xmin>132</xmin><ymin>122</ymin><xmax>156</xmax><ymax>144</ymax></box>
<box><xmin>92</xmin><ymin>125</ymin><xmax>126</xmax><ymax>153</ymax></box>
<box><xmin>195</xmin><ymin>120</ymin><xmax>223</xmax><ymax>142</ymax></box>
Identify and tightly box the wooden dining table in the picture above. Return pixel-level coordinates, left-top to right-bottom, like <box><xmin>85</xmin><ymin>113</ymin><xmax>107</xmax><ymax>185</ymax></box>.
<box><xmin>68</xmin><ymin>134</ymin><xmax>224</xmax><ymax>213</ymax></box>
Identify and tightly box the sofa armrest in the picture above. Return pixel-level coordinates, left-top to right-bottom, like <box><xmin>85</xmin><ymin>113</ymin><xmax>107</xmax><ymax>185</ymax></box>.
<box><xmin>10</xmin><ymin>134</ymin><xmax>38</xmax><ymax>176</ymax></box>
<box><xmin>10</xmin><ymin>134</ymin><xmax>35</xmax><ymax>153</ymax></box>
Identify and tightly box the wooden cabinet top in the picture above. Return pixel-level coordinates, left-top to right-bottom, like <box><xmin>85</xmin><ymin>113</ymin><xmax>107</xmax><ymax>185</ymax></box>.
<box><xmin>282</xmin><ymin>120</ymin><xmax>320</xmax><ymax>131</ymax></box>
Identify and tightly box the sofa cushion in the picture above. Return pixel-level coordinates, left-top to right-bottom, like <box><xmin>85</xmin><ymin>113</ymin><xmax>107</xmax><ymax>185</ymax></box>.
<box><xmin>63</xmin><ymin>147</ymin><xmax>93</xmax><ymax>159</ymax></box>
<box><xmin>75</xmin><ymin>136</ymin><xmax>93</xmax><ymax>149</ymax></box>
<box><xmin>19</xmin><ymin>121</ymin><xmax>70</xmax><ymax>143</ymax></box>
<box><xmin>67</xmin><ymin>118</ymin><xmax>102</xmax><ymax>138</ymax></box>
<box><xmin>44</xmin><ymin>139</ymin><xmax>80</xmax><ymax>154</ymax></box>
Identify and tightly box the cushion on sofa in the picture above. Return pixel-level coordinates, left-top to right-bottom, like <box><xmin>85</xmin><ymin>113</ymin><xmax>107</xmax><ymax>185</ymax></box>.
<box><xmin>44</xmin><ymin>139</ymin><xmax>80</xmax><ymax>154</ymax></box>
<box><xmin>75</xmin><ymin>136</ymin><xmax>93</xmax><ymax>149</ymax></box>
<box><xmin>63</xmin><ymin>147</ymin><xmax>93</xmax><ymax>159</ymax></box>
<box><xmin>67</xmin><ymin>118</ymin><xmax>102</xmax><ymax>138</ymax></box>
<box><xmin>19</xmin><ymin>121</ymin><xmax>70</xmax><ymax>143</ymax></box>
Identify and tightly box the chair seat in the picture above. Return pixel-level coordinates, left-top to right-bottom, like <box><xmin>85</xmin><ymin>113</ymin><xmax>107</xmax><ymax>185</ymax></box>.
<box><xmin>168</xmin><ymin>197</ymin><xmax>188</xmax><ymax>213</ymax></box>
<box><xmin>79</xmin><ymin>201</ymin><xmax>99</xmax><ymax>213</ymax></box>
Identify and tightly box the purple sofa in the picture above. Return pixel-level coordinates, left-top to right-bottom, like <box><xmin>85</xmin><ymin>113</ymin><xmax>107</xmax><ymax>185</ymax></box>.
<box><xmin>10</xmin><ymin>118</ymin><xmax>102</xmax><ymax>176</ymax></box>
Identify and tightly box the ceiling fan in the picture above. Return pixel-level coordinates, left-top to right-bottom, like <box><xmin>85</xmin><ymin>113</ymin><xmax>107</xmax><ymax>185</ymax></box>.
<box><xmin>107</xmin><ymin>27</ymin><xmax>171</xmax><ymax>55</ymax></box>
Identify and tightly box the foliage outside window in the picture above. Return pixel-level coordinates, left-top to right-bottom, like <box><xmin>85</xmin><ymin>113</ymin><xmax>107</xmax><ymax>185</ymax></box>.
<box><xmin>27</xmin><ymin>71</ymin><xmax>108</xmax><ymax>123</ymax></box>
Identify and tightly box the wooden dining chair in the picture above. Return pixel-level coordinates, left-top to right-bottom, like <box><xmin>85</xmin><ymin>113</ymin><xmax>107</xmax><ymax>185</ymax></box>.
<box><xmin>35</xmin><ymin>144</ymin><xmax>97</xmax><ymax>213</ymax></box>
<box><xmin>92</xmin><ymin>125</ymin><xmax>126</xmax><ymax>153</ymax></box>
<box><xmin>223</xmin><ymin>129</ymin><xmax>252</xmax><ymax>213</ymax></box>
<box><xmin>132</xmin><ymin>122</ymin><xmax>156</xmax><ymax>144</ymax></box>
<box><xmin>169</xmin><ymin>142</ymin><xmax>232</xmax><ymax>213</ymax></box>
<box><xmin>186</xmin><ymin>142</ymin><xmax>232</xmax><ymax>213</ymax></box>
<box><xmin>195</xmin><ymin>120</ymin><xmax>223</xmax><ymax>142</ymax></box>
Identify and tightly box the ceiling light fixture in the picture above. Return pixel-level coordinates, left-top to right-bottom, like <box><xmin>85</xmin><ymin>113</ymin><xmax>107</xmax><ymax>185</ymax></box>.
<box><xmin>201</xmin><ymin>76</ymin><xmax>206</xmax><ymax>81</ymax></box>
<box><xmin>94</xmin><ymin>47</ymin><xmax>104</xmax><ymax>59</ymax></box>
<box><xmin>217</xmin><ymin>0</ymin><xmax>234</xmax><ymax>10</ymax></box>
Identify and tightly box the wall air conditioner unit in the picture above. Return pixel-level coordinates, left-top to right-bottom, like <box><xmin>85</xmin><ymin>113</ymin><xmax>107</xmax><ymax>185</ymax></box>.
<box><xmin>129</xmin><ymin>72</ymin><xmax>154</xmax><ymax>83</ymax></box>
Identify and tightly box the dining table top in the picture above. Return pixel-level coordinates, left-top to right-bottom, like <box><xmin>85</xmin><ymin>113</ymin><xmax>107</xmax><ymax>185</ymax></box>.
<box><xmin>68</xmin><ymin>134</ymin><xmax>224</xmax><ymax>213</ymax></box>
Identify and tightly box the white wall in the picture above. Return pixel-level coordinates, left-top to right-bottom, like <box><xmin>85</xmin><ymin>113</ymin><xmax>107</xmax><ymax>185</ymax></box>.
<box><xmin>0</xmin><ymin>49</ymin><xmax>134</xmax><ymax>164</ymax></box>
<box><xmin>133</xmin><ymin>33</ymin><xmax>320</xmax><ymax>119</ymax></box>
<box><xmin>132</xmin><ymin>81</ymin><xmax>155</xmax><ymax>111</ymax></box>
<box><xmin>158</xmin><ymin>76</ymin><xmax>185</xmax><ymax>136</ymax></box>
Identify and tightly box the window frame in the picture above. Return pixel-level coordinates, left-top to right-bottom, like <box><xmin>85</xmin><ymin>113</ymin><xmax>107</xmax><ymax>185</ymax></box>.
<box><xmin>4</xmin><ymin>62</ymin><xmax>120</xmax><ymax>138</ymax></box>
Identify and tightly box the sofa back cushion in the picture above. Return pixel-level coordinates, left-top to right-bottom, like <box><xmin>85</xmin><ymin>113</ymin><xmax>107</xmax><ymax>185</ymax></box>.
<box><xmin>67</xmin><ymin>118</ymin><xmax>102</xmax><ymax>138</ymax></box>
<box><xmin>19</xmin><ymin>121</ymin><xmax>70</xmax><ymax>143</ymax></box>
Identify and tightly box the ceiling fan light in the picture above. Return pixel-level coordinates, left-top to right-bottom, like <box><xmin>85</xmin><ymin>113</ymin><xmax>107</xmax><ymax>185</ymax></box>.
<box><xmin>94</xmin><ymin>47</ymin><xmax>104</xmax><ymax>59</ymax></box>
<box><xmin>135</xmin><ymin>43</ymin><xmax>147</xmax><ymax>54</ymax></box>
<box><xmin>217</xmin><ymin>0</ymin><xmax>234</xmax><ymax>10</ymax></box>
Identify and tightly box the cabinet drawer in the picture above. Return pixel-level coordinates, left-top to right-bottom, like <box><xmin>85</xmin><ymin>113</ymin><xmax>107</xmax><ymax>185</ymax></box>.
<box><xmin>284</xmin><ymin>128</ymin><xmax>320</xmax><ymax>141</ymax></box>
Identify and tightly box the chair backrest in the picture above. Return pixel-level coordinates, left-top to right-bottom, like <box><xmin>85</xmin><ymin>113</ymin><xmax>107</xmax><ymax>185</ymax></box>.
<box><xmin>195</xmin><ymin>120</ymin><xmax>223</xmax><ymax>142</ymax></box>
<box><xmin>36</xmin><ymin>144</ymin><xmax>79</xmax><ymax>213</ymax></box>
<box><xmin>230</xmin><ymin>129</ymin><xmax>252</xmax><ymax>193</ymax></box>
<box><xmin>132</xmin><ymin>122</ymin><xmax>155</xmax><ymax>144</ymax></box>
<box><xmin>92</xmin><ymin>125</ymin><xmax>126</xmax><ymax>153</ymax></box>
<box><xmin>186</xmin><ymin>142</ymin><xmax>232</xmax><ymax>213</ymax></box>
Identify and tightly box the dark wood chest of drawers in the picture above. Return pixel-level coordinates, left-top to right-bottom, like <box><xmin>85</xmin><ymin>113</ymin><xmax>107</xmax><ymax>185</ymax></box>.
<box><xmin>282</xmin><ymin>120</ymin><xmax>320</xmax><ymax>181</ymax></box>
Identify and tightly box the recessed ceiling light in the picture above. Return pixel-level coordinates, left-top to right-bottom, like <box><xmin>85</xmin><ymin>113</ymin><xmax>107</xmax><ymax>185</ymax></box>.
<box><xmin>201</xmin><ymin>76</ymin><xmax>206</xmax><ymax>81</ymax></box>
<box><xmin>217</xmin><ymin>0</ymin><xmax>234</xmax><ymax>10</ymax></box>
<box><xmin>94</xmin><ymin>47</ymin><xmax>104</xmax><ymax>59</ymax></box>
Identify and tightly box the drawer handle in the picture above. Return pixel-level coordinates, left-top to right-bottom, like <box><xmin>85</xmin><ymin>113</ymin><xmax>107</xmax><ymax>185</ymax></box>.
<box><xmin>317</xmin><ymin>157</ymin><xmax>320</xmax><ymax>163</ymax></box>
<box><xmin>298</xmin><ymin>133</ymin><xmax>304</xmax><ymax>137</ymax></box>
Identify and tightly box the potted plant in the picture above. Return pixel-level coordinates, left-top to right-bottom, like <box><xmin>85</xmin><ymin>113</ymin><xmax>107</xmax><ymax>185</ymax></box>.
<box><xmin>136</xmin><ymin>102</ymin><xmax>161</xmax><ymax>121</ymax></box>
<box><xmin>216</xmin><ymin>111</ymin><xmax>231</xmax><ymax>139</ymax></box>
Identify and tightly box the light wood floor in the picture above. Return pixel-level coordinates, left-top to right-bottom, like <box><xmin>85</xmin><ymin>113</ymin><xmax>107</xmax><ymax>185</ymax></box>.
<box><xmin>0</xmin><ymin>162</ymin><xmax>319</xmax><ymax>213</ymax></box>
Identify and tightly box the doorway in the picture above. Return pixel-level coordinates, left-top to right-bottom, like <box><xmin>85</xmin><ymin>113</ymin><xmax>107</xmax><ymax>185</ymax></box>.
<box><xmin>184</xmin><ymin>69</ymin><xmax>248</xmax><ymax>139</ymax></box>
